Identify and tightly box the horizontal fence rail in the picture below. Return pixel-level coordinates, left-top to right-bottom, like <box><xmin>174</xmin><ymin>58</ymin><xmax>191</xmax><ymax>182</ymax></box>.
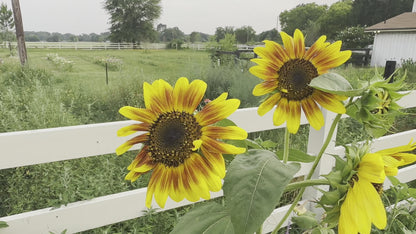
<box><xmin>0</xmin><ymin>90</ymin><xmax>415</xmax><ymax>233</ymax></box>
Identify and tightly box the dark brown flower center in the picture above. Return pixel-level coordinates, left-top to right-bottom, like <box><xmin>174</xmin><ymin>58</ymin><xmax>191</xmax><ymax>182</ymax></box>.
<box><xmin>147</xmin><ymin>111</ymin><xmax>202</xmax><ymax>167</ymax></box>
<box><xmin>277</xmin><ymin>59</ymin><xmax>318</xmax><ymax>100</ymax></box>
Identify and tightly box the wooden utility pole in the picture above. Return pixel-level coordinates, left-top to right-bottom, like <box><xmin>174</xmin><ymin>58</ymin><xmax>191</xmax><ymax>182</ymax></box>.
<box><xmin>11</xmin><ymin>0</ymin><xmax>27</xmax><ymax>65</ymax></box>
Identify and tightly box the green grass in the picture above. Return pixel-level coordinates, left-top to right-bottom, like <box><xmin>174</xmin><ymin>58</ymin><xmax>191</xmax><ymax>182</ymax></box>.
<box><xmin>0</xmin><ymin>48</ymin><xmax>415</xmax><ymax>233</ymax></box>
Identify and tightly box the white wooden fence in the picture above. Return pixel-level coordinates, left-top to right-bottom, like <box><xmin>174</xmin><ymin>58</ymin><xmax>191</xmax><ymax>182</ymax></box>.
<box><xmin>3</xmin><ymin>42</ymin><xmax>167</xmax><ymax>50</ymax></box>
<box><xmin>0</xmin><ymin>91</ymin><xmax>415</xmax><ymax>234</ymax></box>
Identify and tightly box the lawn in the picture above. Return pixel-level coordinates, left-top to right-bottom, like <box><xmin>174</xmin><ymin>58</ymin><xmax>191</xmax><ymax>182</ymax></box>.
<box><xmin>0</xmin><ymin>47</ymin><xmax>415</xmax><ymax>233</ymax></box>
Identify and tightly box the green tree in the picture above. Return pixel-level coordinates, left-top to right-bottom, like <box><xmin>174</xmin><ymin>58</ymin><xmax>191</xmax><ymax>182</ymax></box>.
<box><xmin>214</xmin><ymin>26</ymin><xmax>234</xmax><ymax>42</ymax></box>
<box><xmin>159</xmin><ymin>27</ymin><xmax>185</xmax><ymax>42</ymax></box>
<box><xmin>279</xmin><ymin>3</ymin><xmax>327</xmax><ymax>35</ymax></box>
<box><xmin>189</xmin><ymin>31</ymin><xmax>202</xmax><ymax>43</ymax></box>
<box><xmin>335</xmin><ymin>26</ymin><xmax>374</xmax><ymax>48</ymax></box>
<box><xmin>104</xmin><ymin>0</ymin><xmax>161</xmax><ymax>43</ymax></box>
<box><xmin>234</xmin><ymin>26</ymin><xmax>256</xmax><ymax>44</ymax></box>
<box><xmin>351</xmin><ymin>0</ymin><xmax>413</xmax><ymax>26</ymax></box>
<box><xmin>257</xmin><ymin>29</ymin><xmax>280</xmax><ymax>43</ymax></box>
<box><xmin>0</xmin><ymin>3</ymin><xmax>15</xmax><ymax>44</ymax></box>
<box><xmin>317</xmin><ymin>0</ymin><xmax>353</xmax><ymax>39</ymax></box>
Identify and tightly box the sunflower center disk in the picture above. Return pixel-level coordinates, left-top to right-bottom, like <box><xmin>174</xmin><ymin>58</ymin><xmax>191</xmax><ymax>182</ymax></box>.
<box><xmin>278</xmin><ymin>59</ymin><xmax>318</xmax><ymax>101</ymax></box>
<box><xmin>148</xmin><ymin>111</ymin><xmax>202</xmax><ymax>167</ymax></box>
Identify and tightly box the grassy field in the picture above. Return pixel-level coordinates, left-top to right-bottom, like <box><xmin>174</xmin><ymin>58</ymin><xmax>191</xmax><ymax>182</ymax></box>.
<box><xmin>0</xmin><ymin>48</ymin><xmax>415</xmax><ymax>233</ymax></box>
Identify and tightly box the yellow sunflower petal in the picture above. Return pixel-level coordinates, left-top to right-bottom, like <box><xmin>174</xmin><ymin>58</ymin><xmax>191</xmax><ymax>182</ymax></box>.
<box><xmin>152</xmin><ymin>165</ymin><xmax>170</xmax><ymax>208</ymax></box>
<box><xmin>201</xmin><ymin>148</ymin><xmax>226</xmax><ymax>178</ymax></box>
<box><xmin>293</xmin><ymin>29</ymin><xmax>305</xmax><ymax>58</ymax></box>
<box><xmin>143</xmin><ymin>79</ymin><xmax>174</xmax><ymax>113</ymax></box>
<box><xmin>195</xmin><ymin>97</ymin><xmax>240</xmax><ymax>126</ymax></box>
<box><xmin>316</xmin><ymin>50</ymin><xmax>352</xmax><ymax>74</ymax></box>
<box><xmin>358</xmin><ymin>153</ymin><xmax>385</xmax><ymax>183</ymax></box>
<box><xmin>356</xmin><ymin>179</ymin><xmax>387</xmax><ymax>230</ymax></box>
<box><xmin>117</xmin><ymin>123</ymin><xmax>150</xmax><ymax>137</ymax></box>
<box><xmin>172</xmin><ymin>77</ymin><xmax>190</xmax><ymax>112</ymax></box>
<box><xmin>252</xmin><ymin>80</ymin><xmax>278</xmax><ymax>96</ymax></box>
<box><xmin>310</xmin><ymin>40</ymin><xmax>342</xmax><ymax>66</ymax></box>
<box><xmin>376</xmin><ymin>140</ymin><xmax>416</xmax><ymax>158</ymax></box>
<box><xmin>280</xmin><ymin>31</ymin><xmax>295</xmax><ymax>59</ymax></box>
<box><xmin>339</xmin><ymin>184</ymin><xmax>359</xmax><ymax>234</ymax></box>
<box><xmin>251</xmin><ymin>58</ymin><xmax>280</xmax><ymax>71</ymax></box>
<box><xmin>257</xmin><ymin>93</ymin><xmax>281</xmax><ymax>116</ymax></box>
<box><xmin>351</xmin><ymin>180</ymin><xmax>372</xmax><ymax>234</ymax></box>
<box><xmin>119</xmin><ymin>106</ymin><xmax>156</xmax><ymax>123</ymax></box>
<box><xmin>249</xmin><ymin>66</ymin><xmax>279</xmax><ymax>80</ymax></box>
<box><xmin>201</xmin><ymin>136</ymin><xmax>246</xmax><ymax>155</ymax></box>
<box><xmin>181</xmin><ymin>78</ymin><xmax>207</xmax><ymax>113</ymax></box>
<box><xmin>301</xmin><ymin>97</ymin><xmax>324</xmax><ymax>130</ymax></box>
<box><xmin>116</xmin><ymin>134</ymin><xmax>148</xmax><ymax>155</ymax></box>
<box><xmin>273</xmin><ymin>98</ymin><xmax>289</xmax><ymax>126</ymax></box>
<box><xmin>254</xmin><ymin>40</ymin><xmax>288</xmax><ymax>65</ymax></box>
<box><xmin>124</xmin><ymin>171</ymin><xmax>142</xmax><ymax>182</ymax></box>
<box><xmin>304</xmin><ymin>35</ymin><xmax>327</xmax><ymax>60</ymax></box>
<box><xmin>202</xmin><ymin>126</ymin><xmax>247</xmax><ymax>140</ymax></box>
<box><xmin>312</xmin><ymin>90</ymin><xmax>346</xmax><ymax>114</ymax></box>
<box><xmin>287</xmin><ymin>100</ymin><xmax>301</xmax><ymax>134</ymax></box>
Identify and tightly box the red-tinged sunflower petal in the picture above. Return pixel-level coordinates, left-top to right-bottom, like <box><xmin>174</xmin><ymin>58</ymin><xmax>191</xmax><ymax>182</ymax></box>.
<box><xmin>191</xmin><ymin>154</ymin><xmax>222</xmax><ymax>192</ymax></box>
<box><xmin>172</xmin><ymin>77</ymin><xmax>190</xmax><ymax>112</ymax></box>
<box><xmin>287</xmin><ymin>100</ymin><xmax>301</xmax><ymax>134</ymax></box>
<box><xmin>356</xmin><ymin>179</ymin><xmax>387</xmax><ymax>230</ymax></box>
<box><xmin>273</xmin><ymin>98</ymin><xmax>289</xmax><ymax>126</ymax></box>
<box><xmin>131</xmin><ymin>155</ymin><xmax>155</xmax><ymax>173</ymax></box>
<box><xmin>251</xmin><ymin>58</ymin><xmax>281</xmax><ymax>71</ymax></box>
<box><xmin>312</xmin><ymin>90</ymin><xmax>346</xmax><ymax>114</ymax></box>
<box><xmin>201</xmin><ymin>136</ymin><xmax>246</xmax><ymax>155</ymax></box>
<box><xmin>252</xmin><ymin>80</ymin><xmax>278</xmax><ymax>96</ymax></box>
<box><xmin>202</xmin><ymin>126</ymin><xmax>247</xmax><ymax>140</ymax></box>
<box><xmin>316</xmin><ymin>50</ymin><xmax>352</xmax><ymax>74</ymax></box>
<box><xmin>254</xmin><ymin>40</ymin><xmax>288</xmax><ymax>65</ymax></box>
<box><xmin>195</xmin><ymin>98</ymin><xmax>240</xmax><ymax>126</ymax></box>
<box><xmin>263</xmin><ymin>40</ymin><xmax>290</xmax><ymax>63</ymax></box>
<box><xmin>127</xmin><ymin>147</ymin><xmax>151</xmax><ymax>170</ymax></box>
<box><xmin>280</xmin><ymin>31</ymin><xmax>295</xmax><ymax>59</ymax></box>
<box><xmin>310</xmin><ymin>40</ymin><xmax>342</xmax><ymax>66</ymax></box>
<box><xmin>175</xmin><ymin>78</ymin><xmax>207</xmax><ymax>113</ymax></box>
<box><xmin>249</xmin><ymin>66</ymin><xmax>279</xmax><ymax>80</ymax></box>
<box><xmin>117</xmin><ymin>123</ymin><xmax>150</xmax><ymax>137</ymax></box>
<box><xmin>358</xmin><ymin>153</ymin><xmax>385</xmax><ymax>183</ymax></box>
<box><xmin>201</xmin><ymin>147</ymin><xmax>226</xmax><ymax>178</ymax></box>
<box><xmin>293</xmin><ymin>29</ymin><xmax>305</xmax><ymax>58</ymax></box>
<box><xmin>152</xmin><ymin>165</ymin><xmax>170</xmax><ymax>208</ymax></box>
<box><xmin>183</xmin><ymin>154</ymin><xmax>211</xmax><ymax>199</ymax></box>
<box><xmin>168</xmin><ymin>166</ymin><xmax>185</xmax><ymax>202</ymax></box>
<box><xmin>394</xmin><ymin>153</ymin><xmax>416</xmax><ymax>166</ymax></box>
<box><xmin>119</xmin><ymin>106</ymin><xmax>156</xmax><ymax>123</ymax></box>
<box><xmin>304</xmin><ymin>35</ymin><xmax>327</xmax><ymax>60</ymax></box>
<box><xmin>257</xmin><ymin>93</ymin><xmax>281</xmax><ymax>116</ymax></box>
<box><xmin>301</xmin><ymin>97</ymin><xmax>324</xmax><ymax>131</ymax></box>
<box><xmin>116</xmin><ymin>134</ymin><xmax>148</xmax><ymax>155</ymax></box>
<box><xmin>124</xmin><ymin>171</ymin><xmax>142</xmax><ymax>182</ymax></box>
<box><xmin>143</xmin><ymin>80</ymin><xmax>174</xmax><ymax>113</ymax></box>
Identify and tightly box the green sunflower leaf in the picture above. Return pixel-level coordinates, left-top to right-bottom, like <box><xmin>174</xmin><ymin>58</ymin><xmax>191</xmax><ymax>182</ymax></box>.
<box><xmin>310</xmin><ymin>73</ymin><xmax>363</xmax><ymax>97</ymax></box>
<box><xmin>223</xmin><ymin>149</ymin><xmax>300</xmax><ymax>234</ymax></box>
<box><xmin>170</xmin><ymin>202</ymin><xmax>234</xmax><ymax>234</ymax></box>
<box><xmin>276</xmin><ymin>149</ymin><xmax>316</xmax><ymax>162</ymax></box>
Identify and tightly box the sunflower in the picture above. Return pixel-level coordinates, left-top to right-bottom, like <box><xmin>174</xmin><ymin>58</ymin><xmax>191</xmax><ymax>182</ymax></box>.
<box><xmin>116</xmin><ymin>77</ymin><xmax>247</xmax><ymax>208</ymax></box>
<box><xmin>249</xmin><ymin>29</ymin><xmax>351</xmax><ymax>133</ymax></box>
<box><xmin>338</xmin><ymin>153</ymin><xmax>387</xmax><ymax>234</ymax></box>
<box><xmin>376</xmin><ymin>139</ymin><xmax>416</xmax><ymax>176</ymax></box>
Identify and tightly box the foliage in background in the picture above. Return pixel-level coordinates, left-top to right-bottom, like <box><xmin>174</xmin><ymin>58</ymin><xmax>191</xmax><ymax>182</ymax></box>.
<box><xmin>93</xmin><ymin>55</ymin><xmax>123</xmax><ymax>71</ymax></box>
<box><xmin>279</xmin><ymin>3</ymin><xmax>327</xmax><ymax>35</ymax></box>
<box><xmin>335</xmin><ymin>26</ymin><xmax>374</xmax><ymax>49</ymax></box>
<box><xmin>104</xmin><ymin>0</ymin><xmax>161</xmax><ymax>43</ymax></box>
<box><xmin>45</xmin><ymin>53</ymin><xmax>74</xmax><ymax>71</ymax></box>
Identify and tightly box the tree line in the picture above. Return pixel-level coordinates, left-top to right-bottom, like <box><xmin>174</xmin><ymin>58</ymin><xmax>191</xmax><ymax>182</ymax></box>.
<box><xmin>1</xmin><ymin>0</ymin><xmax>414</xmax><ymax>48</ymax></box>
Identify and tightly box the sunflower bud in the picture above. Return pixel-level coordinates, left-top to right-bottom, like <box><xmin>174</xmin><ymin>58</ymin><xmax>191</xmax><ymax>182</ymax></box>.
<box><xmin>346</xmin><ymin>72</ymin><xmax>406</xmax><ymax>138</ymax></box>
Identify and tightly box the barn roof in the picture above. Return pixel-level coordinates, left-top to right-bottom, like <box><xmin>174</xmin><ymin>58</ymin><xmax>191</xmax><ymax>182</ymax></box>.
<box><xmin>365</xmin><ymin>12</ymin><xmax>416</xmax><ymax>32</ymax></box>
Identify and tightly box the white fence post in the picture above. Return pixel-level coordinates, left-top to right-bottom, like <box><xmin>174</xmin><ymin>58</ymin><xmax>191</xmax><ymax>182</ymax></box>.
<box><xmin>303</xmin><ymin>109</ymin><xmax>339</xmax><ymax>212</ymax></box>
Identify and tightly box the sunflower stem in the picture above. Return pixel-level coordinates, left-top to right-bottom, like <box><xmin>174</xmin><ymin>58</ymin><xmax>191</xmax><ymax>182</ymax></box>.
<box><xmin>272</xmin><ymin>113</ymin><xmax>342</xmax><ymax>234</ymax></box>
<box><xmin>282</xmin><ymin>128</ymin><xmax>290</xmax><ymax>163</ymax></box>
<box><xmin>256</xmin><ymin>225</ymin><xmax>263</xmax><ymax>234</ymax></box>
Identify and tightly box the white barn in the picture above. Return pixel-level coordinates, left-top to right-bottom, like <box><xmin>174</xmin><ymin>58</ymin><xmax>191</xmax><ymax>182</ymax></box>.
<box><xmin>365</xmin><ymin>3</ymin><xmax>416</xmax><ymax>67</ymax></box>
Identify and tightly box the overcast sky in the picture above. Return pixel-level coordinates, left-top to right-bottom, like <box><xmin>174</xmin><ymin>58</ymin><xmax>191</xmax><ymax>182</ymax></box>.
<box><xmin>3</xmin><ymin>0</ymin><xmax>340</xmax><ymax>35</ymax></box>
